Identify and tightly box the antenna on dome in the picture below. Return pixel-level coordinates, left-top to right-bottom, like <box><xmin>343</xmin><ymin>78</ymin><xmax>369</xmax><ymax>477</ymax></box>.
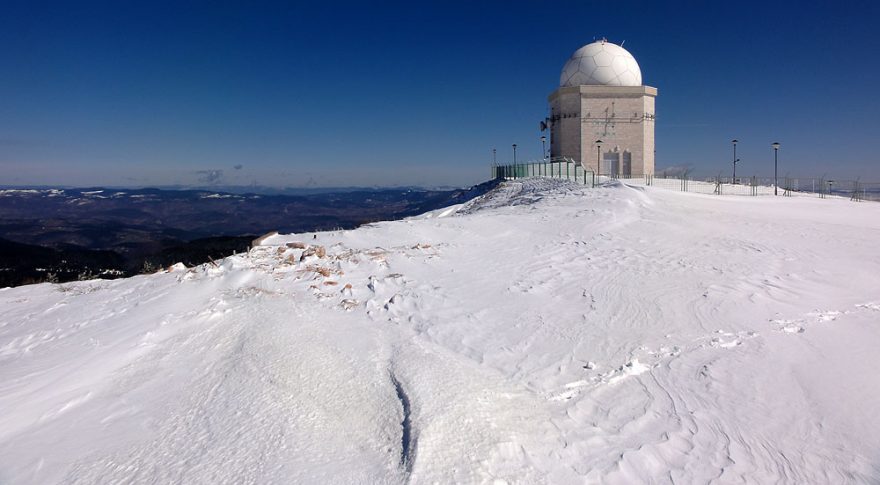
<box><xmin>621</xmin><ymin>39</ymin><xmax>626</xmax><ymax>46</ymax></box>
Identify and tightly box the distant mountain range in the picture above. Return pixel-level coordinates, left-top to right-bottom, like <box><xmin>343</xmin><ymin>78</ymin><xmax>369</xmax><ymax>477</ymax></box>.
<box><xmin>0</xmin><ymin>181</ymin><xmax>498</xmax><ymax>287</ymax></box>
<box><xmin>0</xmin><ymin>184</ymin><xmax>467</xmax><ymax>196</ymax></box>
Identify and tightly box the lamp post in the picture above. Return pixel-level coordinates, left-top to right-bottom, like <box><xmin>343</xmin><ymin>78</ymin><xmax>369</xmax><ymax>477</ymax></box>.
<box><xmin>772</xmin><ymin>142</ymin><xmax>780</xmax><ymax>195</ymax></box>
<box><xmin>541</xmin><ymin>136</ymin><xmax>547</xmax><ymax>161</ymax></box>
<box><xmin>595</xmin><ymin>139</ymin><xmax>603</xmax><ymax>174</ymax></box>
<box><xmin>492</xmin><ymin>148</ymin><xmax>496</xmax><ymax>164</ymax></box>
<box><xmin>512</xmin><ymin>143</ymin><xmax>517</xmax><ymax>164</ymax></box>
<box><xmin>731</xmin><ymin>139</ymin><xmax>739</xmax><ymax>182</ymax></box>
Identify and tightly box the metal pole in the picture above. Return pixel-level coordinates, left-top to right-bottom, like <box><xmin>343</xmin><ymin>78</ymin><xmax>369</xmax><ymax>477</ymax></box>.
<box><xmin>512</xmin><ymin>144</ymin><xmax>517</xmax><ymax>165</ymax></box>
<box><xmin>732</xmin><ymin>140</ymin><xmax>737</xmax><ymax>182</ymax></box>
<box><xmin>774</xmin><ymin>148</ymin><xmax>778</xmax><ymax>196</ymax></box>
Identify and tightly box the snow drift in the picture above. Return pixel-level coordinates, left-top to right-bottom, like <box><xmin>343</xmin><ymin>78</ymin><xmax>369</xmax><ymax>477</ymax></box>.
<box><xmin>2</xmin><ymin>178</ymin><xmax>880</xmax><ymax>483</ymax></box>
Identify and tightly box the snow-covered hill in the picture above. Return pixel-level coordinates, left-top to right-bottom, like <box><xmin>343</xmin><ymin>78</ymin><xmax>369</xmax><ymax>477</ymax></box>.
<box><xmin>2</xmin><ymin>179</ymin><xmax>880</xmax><ymax>484</ymax></box>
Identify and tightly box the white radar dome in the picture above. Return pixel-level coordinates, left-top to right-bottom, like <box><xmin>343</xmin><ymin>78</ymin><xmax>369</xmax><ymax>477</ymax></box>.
<box><xmin>560</xmin><ymin>40</ymin><xmax>642</xmax><ymax>87</ymax></box>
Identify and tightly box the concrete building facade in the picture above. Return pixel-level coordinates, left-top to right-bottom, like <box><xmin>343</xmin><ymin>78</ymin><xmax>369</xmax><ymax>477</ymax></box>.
<box><xmin>547</xmin><ymin>40</ymin><xmax>657</xmax><ymax>176</ymax></box>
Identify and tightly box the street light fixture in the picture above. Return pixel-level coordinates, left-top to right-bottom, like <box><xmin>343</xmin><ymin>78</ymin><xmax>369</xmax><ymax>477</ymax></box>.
<box><xmin>731</xmin><ymin>139</ymin><xmax>740</xmax><ymax>182</ymax></box>
<box><xmin>541</xmin><ymin>136</ymin><xmax>547</xmax><ymax>161</ymax></box>
<box><xmin>772</xmin><ymin>142</ymin><xmax>780</xmax><ymax>195</ymax></box>
<box><xmin>595</xmin><ymin>139</ymin><xmax>603</xmax><ymax>175</ymax></box>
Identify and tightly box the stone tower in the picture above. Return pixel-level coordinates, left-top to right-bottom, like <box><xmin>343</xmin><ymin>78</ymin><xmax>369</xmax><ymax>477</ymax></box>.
<box><xmin>548</xmin><ymin>40</ymin><xmax>657</xmax><ymax>176</ymax></box>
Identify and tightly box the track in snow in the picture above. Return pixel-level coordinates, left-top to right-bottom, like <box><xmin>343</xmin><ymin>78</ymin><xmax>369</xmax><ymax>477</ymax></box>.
<box><xmin>390</xmin><ymin>372</ymin><xmax>416</xmax><ymax>474</ymax></box>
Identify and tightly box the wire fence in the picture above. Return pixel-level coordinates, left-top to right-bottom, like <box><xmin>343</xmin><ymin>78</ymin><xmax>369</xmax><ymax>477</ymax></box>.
<box><xmin>622</xmin><ymin>174</ymin><xmax>880</xmax><ymax>201</ymax></box>
<box><xmin>492</xmin><ymin>161</ymin><xmax>880</xmax><ymax>202</ymax></box>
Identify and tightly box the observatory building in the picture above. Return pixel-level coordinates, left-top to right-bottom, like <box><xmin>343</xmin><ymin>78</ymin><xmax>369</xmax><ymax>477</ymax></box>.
<box><xmin>547</xmin><ymin>40</ymin><xmax>657</xmax><ymax>176</ymax></box>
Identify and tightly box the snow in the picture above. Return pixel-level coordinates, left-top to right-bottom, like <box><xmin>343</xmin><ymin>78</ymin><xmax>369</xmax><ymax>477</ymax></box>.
<box><xmin>1</xmin><ymin>178</ymin><xmax>880</xmax><ymax>483</ymax></box>
<box><xmin>0</xmin><ymin>189</ymin><xmax>42</xmax><ymax>196</ymax></box>
<box><xmin>201</xmin><ymin>193</ymin><xmax>240</xmax><ymax>199</ymax></box>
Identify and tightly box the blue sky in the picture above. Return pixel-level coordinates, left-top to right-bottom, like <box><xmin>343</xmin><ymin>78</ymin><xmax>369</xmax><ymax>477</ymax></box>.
<box><xmin>1</xmin><ymin>1</ymin><xmax>878</xmax><ymax>188</ymax></box>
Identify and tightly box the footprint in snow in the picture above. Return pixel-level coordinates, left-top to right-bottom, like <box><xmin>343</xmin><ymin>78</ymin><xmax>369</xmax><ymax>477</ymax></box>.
<box><xmin>771</xmin><ymin>318</ymin><xmax>806</xmax><ymax>334</ymax></box>
<box><xmin>856</xmin><ymin>302</ymin><xmax>880</xmax><ymax>312</ymax></box>
<box><xmin>549</xmin><ymin>358</ymin><xmax>658</xmax><ymax>402</ymax></box>
<box><xmin>706</xmin><ymin>330</ymin><xmax>757</xmax><ymax>348</ymax></box>
<box><xmin>806</xmin><ymin>310</ymin><xmax>843</xmax><ymax>322</ymax></box>
<box><xmin>770</xmin><ymin>309</ymin><xmax>847</xmax><ymax>334</ymax></box>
